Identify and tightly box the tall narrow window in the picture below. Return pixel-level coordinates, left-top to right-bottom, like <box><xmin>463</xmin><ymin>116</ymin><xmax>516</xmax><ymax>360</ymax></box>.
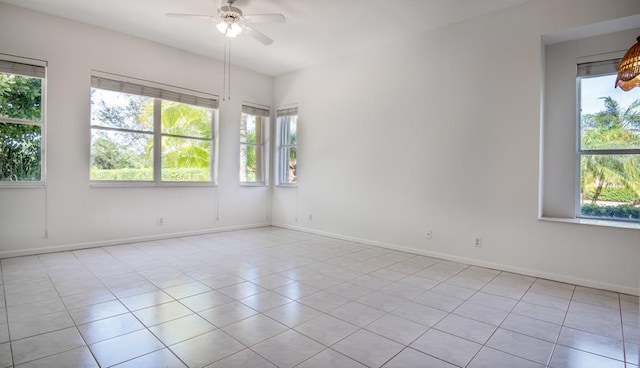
<box><xmin>0</xmin><ymin>58</ymin><xmax>46</xmax><ymax>183</ymax></box>
<box><xmin>578</xmin><ymin>59</ymin><xmax>640</xmax><ymax>222</ymax></box>
<box><xmin>90</xmin><ymin>73</ymin><xmax>218</xmax><ymax>184</ymax></box>
<box><xmin>240</xmin><ymin>105</ymin><xmax>269</xmax><ymax>184</ymax></box>
<box><xmin>276</xmin><ymin>107</ymin><xmax>298</xmax><ymax>185</ymax></box>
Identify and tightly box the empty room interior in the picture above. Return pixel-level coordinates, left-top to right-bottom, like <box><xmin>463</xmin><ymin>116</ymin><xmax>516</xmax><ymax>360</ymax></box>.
<box><xmin>1</xmin><ymin>0</ymin><xmax>640</xmax><ymax>367</ymax></box>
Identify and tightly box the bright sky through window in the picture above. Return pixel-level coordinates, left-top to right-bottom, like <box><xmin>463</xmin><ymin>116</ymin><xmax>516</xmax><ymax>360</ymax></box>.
<box><xmin>581</xmin><ymin>74</ymin><xmax>639</xmax><ymax>115</ymax></box>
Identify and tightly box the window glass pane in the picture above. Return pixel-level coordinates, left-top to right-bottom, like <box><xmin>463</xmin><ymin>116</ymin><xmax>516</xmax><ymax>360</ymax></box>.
<box><xmin>0</xmin><ymin>73</ymin><xmax>42</xmax><ymax>121</ymax></box>
<box><xmin>580</xmin><ymin>75</ymin><xmax>640</xmax><ymax>150</ymax></box>
<box><xmin>288</xmin><ymin>117</ymin><xmax>297</xmax><ymax>145</ymax></box>
<box><xmin>283</xmin><ymin>146</ymin><xmax>297</xmax><ymax>183</ymax></box>
<box><xmin>91</xmin><ymin>88</ymin><xmax>153</xmax><ymax>132</ymax></box>
<box><xmin>161</xmin><ymin>136</ymin><xmax>211</xmax><ymax>182</ymax></box>
<box><xmin>276</xmin><ymin>114</ymin><xmax>298</xmax><ymax>185</ymax></box>
<box><xmin>161</xmin><ymin>100</ymin><xmax>212</xmax><ymax>139</ymax></box>
<box><xmin>580</xmin><ymin>154</ymin><xmax>640</xmax><ymax>221</ymax></box>
<box><xmin>240</xmin><ymin>113</ymin><xmax>262</xmax><ymax>144</ymax></box>
<box><xmin>90</xmin><ymin>129</ymin><xmax>153</xmax><ymax>180</ymax></box>
<box><xmin>240</xmin><ymin>144</ymin><xmax>263</xmax><ymax>182</ymax></box>
<box><xmin>0</xmin><ymin>123</ymin><xmax>41</xmax><ymax>181</ymax></box>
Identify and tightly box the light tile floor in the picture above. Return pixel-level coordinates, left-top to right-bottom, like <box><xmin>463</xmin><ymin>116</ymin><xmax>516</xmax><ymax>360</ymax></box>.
<box><xmin>0</xmin><ymin>227</ymin><xmax>638</xmax><ymax>367</ymax></box>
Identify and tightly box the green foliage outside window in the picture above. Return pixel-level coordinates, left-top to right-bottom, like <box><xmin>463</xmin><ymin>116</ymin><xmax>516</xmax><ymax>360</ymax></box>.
<box><xmin>580</xmin><ymin>96</ymin><xmax>640</xmax><ymax>220</ymax></box>
<box><xmin>0</xmin><ymin>73</ymin><xmax>42</xmax><ymax>181</ymax></box>
<box><xmin>240</xmin><ymin>112</ymin><xmax>263</xmax><ymax>183</ymax></box>
<box><xmin>90</xmin><ymin>88</ymin><xmax>212</xmax><ymax>182</ymax></box>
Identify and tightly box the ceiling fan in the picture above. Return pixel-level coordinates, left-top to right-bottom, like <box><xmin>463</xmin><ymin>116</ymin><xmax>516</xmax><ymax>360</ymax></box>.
<box><xmin>166</xmin><ymin>0</ymin><xmax>285</xmax><ymax>45</ymax></box>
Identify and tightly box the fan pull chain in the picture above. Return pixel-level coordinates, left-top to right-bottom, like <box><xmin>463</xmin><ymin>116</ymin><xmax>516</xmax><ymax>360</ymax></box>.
<box><xmin>228</xmin><ymin>40</ymin><xmax>231</xmax><ymax>100</ymax></box>
<box><xmin>222</xmin><ymin>40</ymin><xmax>227</xmax><ymax>101</ymax></box>
<box><xmin>222</xmin><ymin>39</ymin><xmax>232</xmax><ymax>101</ymax></box>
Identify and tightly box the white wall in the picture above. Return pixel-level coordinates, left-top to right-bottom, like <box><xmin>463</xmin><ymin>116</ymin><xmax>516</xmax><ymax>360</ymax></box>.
<box><xmin>0</xmin><ymin>4</ymin><xmax>274</xmax><ymax>257</ymax></box>
<box><xmin>273</xmin><ymin>0</ymin><xmax>640</xmax><ymax>294</ymax></box>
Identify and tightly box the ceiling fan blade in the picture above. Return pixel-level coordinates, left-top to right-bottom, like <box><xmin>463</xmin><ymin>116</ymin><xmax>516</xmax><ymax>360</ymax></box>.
<box><xmin>166</xmin><ymin>13</ymin><xmax>217</xmax><ymax>20</ymax></box>
<box><xmin>242</xmin><ymin>14</ymin><xmax>285</xmax><ymax>24</ymax></box>
<box><xmin>242</xmin><ymin>25</ymin><xmax>274</xmax><ymax>45</ymax></box>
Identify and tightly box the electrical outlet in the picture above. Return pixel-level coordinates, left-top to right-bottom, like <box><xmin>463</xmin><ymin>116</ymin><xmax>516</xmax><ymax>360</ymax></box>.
<box><xmin>308</xmin><ymin>213</ymin><xmax>313</xmax><ymax>221</ymax></box>
<box><xmin>426</xmin><ymin>229</ymin><xmax>432</xmax><ymax>240</ymax></box>
<box><xmin>157</xmin><ymin>217</ymin><xmax>164</xmax><ymax>225</ymax></box>
<box><xmin>474</xmin><ymin>238</ymin><xmax>481</xmax><ymax>247</ymax></box>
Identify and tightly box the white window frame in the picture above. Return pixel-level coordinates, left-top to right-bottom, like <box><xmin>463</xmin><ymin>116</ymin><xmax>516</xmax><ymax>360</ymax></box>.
<box><xmin>576</xmin><ymin>59</ymin><xmax>640</xmax><ymax>223</ymax></box>
<box><xmin>275</xmin><ymin>107</ymin><xmax>298</xmax><ymax>186</ymax></box>
<box><xmin>240</xmin><ymin>104</ymin><xmax>269</xmax><ymax>186</ymax></box>
<box><xmin>0</xmin><ymin>55</ymin><xmax>47</xmax><ymax>187</ymax></box>
<box><xmin>90</xmin><ymin>71</ymin><xmax>218</xmax><ymax>187</ymax></box>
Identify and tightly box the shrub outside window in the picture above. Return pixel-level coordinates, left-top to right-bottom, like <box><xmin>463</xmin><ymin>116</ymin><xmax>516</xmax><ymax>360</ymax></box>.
<box><xmin>0</xmin><ymin>58</ymin><xmax>46</xmax><ymax>183</ymax></box>
<box><xmin>276</xmin><ymin>107</ymin><xmax>297</xmax><ymax>185</ymax></box>
<box><xmin>240</xmin><ymin>105</ymin><xmax>269</xmax><ymax>184</ymax></box>
<box><xmin>90</xmin><ymin>74</ymin><xmax>217</xmax><ymax>184</ymax></box>
<box><xmin>577</xmin><ymin>59</ymin><xmax>640</xmax><ymax>222</ymax></box>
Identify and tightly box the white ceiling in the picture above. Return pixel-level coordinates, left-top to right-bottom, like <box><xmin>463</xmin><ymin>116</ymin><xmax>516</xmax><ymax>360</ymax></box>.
<box><xmin>1</xmin><ymin>0</ymin><xmax>533</xmax><ymax>76</ymax></box>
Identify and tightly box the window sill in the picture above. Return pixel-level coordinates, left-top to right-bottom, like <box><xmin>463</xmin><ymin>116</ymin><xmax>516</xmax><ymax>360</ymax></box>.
<box><xmin>275</xmin><ymin>184</ymin><xmax>297</xmax><ymax>188</ymax></box>
<box><xmin>90</xmin><ymin>181</ymin><xmax>217</xmax><ymax>188</ymax></box>
<box><xmin>0</xmin><ymin>182</ymin><xmax>46</xmax><ymax>189</ymax></box>
<box><xmin>240</xmin><ymin>183</ymin><xmax>268</xmax><ymax>187</ymax></box>
<box><xmin>539</xmin><ymin>216</ymin><xmax>640</xmax><ymax>230</ymax></box>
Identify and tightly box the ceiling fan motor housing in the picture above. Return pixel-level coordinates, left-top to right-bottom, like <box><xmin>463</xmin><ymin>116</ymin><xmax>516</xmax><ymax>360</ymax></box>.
<box><xmin>219</xmin><ymin>6</ymin><xmax>242</xmax><ymax>23</ymax></box>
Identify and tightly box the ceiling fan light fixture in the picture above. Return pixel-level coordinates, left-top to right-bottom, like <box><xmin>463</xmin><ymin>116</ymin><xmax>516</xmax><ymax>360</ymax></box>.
<box><xmin>616</xmin><ymin>35</ymin><xmax>640</xmax><ymax>91</ymax></box>
<box><xmin>215</xmin><ymin>21</ymin><xmax>227</xmax><ymax>33</ymax></box>
<box><xmin>216</xmin><ymin>21</ymin><xmax>243</xmax><ymax>37</ymax></box>
<box><xmin>227</xmin><ymin>23</ymin><xmax>243</xmax><ymax>37</ymax></box>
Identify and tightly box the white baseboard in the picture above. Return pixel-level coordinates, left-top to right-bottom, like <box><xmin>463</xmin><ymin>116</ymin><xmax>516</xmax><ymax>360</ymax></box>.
<box><xmin>0</xmin><ymin>223</ymin><xmax>271</xmax><ymax>259</ymax></box>
<box><xmin>273</xmin><ymin>223</ymin><xmax>640</xmax><ymax>296</ymax></box>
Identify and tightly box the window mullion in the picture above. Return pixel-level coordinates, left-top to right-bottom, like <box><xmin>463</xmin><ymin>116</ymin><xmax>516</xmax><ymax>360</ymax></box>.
<box><xmin>161</xmin><ymin>132</ymin><xmax>210</xmax><ymax>141</ymax></box>
<box><xmin>153</xmin><ymin>99</ymin><xmax>162</xmax><ymax>183</ymax></box>
<box><xmin>278</xmin><ymin>119</ymin><xmax>286</xmax><ymax>184</ymax></box>
<box><xmin>240</xmin><ymin>142</ymin><xmax>262</xmax><ymax>148</ymax></box>
<box><xmin>210</xmin><ymin>113</ymin><xmax>216</xmax><ymax>185</ymax></box>
<box><xmin>90</xmin><ymin>125</ymin><xmax>151</xmax><ymax>135</ymax></box>
<box><xmin>579</xmin><ymin>149</ymin><xmax>640</xmax><ymax>155</ymax></box>
<box><xmin>0</xmin><ymin>117</ymin><xmax>42</xmax><ymax>126</ymax></box>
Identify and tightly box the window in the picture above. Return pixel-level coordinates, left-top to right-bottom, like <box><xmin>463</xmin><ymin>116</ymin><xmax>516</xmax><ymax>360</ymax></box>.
<box><xmin>577</xmin><ymin>59</ymin><xmax>640</xmax><ymax>222</ymax></box>
<box><xmin>0</xmin><ymin>58</ymin><xmax>46</xmax><ymax>183</ymax></box>
<box><xmin>276</xmin><ymin>107</ymin><xmax>298</xmax><ymax>185</ymax></box>
<box><xmin>240</xmin><ymin>105</ymin><xmax>269</xmax><ymax>184</ymax></box>
<box><xmin>90</xmin><ymin>73</ymin><xmax>218</xmax><ymax>184</ymax></box>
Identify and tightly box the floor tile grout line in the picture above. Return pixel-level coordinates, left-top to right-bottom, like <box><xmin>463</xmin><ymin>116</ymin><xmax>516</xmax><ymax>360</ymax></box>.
<box><xmin>441</xmin><ymin>268</ymin><xmax>520</xmax><ymax>366</ymax></box>
<box><xmin>59</xmin><ymin>249</ymin><xmax>178</xmax><ymax>367</ymax></box>
<box><xmin>460</xmin><ymin>274</ymin><xmax>634</xmax><ymax>365</ymax></box>
<box><xmin>619</xmin><ymin>292</ymin><xmax>628</xmax><ymax>364</ymax></box>
<box><xmin>3</xmin><ymin>257</ymin><xmax>64</xmax><ymax>365</ymax></box>
<box><xmin>558</xmin><ymin>288</ymin><xmax>631</xmax><ymax>364</ymax></box>
<box><xmin>545</xmin><ymin>283</ymin><xmax>577</xmax><ymax>367</ymax></box>
<box><xmin>498</xmin><ymin>279</ymin><xmax>578</xmax><ymax>368</ymax></box>
<box><xmin>114</xmin><ymin>298</ymin><xmax>190</xmax><ymax>367</ymax></box>
<box><xmin>350</xmin><ymin>267</ymin><xmax>509</xmax><ymax>366</ymax></box>
<box><xmin>294</xmin><ymin>346</ymin><xmax>365</xmax><ymax>368</ymax></box>
<box><xmin>426</xmin><ymin>269</ymin><xmax>567</xmax><ymax>367</ymax></box>
<box><xmin>92</xmin><ymin>239</ymin><xmax>250</xmax><ymax>367</ymax></box>
<box><xmin>0</xmin><ymin>276</ymin><xmax>16</xmax><ymax>368</ymax></box>
<box><xmin>42</xmin><ymin>257</ymin><xmax>101</xmax><ymax>367</ymax></box>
